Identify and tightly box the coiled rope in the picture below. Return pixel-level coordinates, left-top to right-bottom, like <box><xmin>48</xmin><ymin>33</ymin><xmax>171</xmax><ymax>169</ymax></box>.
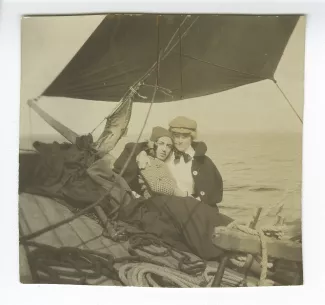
<box><xmin>118</xmin><ymin>262</ymin><xmax>246</xmax><ymax>288</ymax></box>
<box><xmin>118</xmin><ymin>263</ymin><xmax>206</xmax><ymax>287</ymax></box>
<box><xmin>24</xmin><ymin>233</ymin><xmax>248</xmax><ymax>287</ymax></box>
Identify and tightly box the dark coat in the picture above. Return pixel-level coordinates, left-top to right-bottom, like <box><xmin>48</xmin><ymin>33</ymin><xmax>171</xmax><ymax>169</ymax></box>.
<box><xmin>113</xmin><ymin>141</ymin><xmax>223</xmax><ymax>207</ymax></box>
<box><xmin>113</xmin><ymin>142</ymin><xmax>148</xmax><ymax>196</ymax></box>
<box><xmin>190</xmin><ymin>141</ymin><xmax>223</xmax><ymax>206</ymax></box>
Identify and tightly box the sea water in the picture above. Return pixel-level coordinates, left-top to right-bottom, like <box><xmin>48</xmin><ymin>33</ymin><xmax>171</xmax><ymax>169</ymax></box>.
<box><xmin>199</xmin><ymin>132</ymin><xmax>302</xmax><ymax>225</ymax></box>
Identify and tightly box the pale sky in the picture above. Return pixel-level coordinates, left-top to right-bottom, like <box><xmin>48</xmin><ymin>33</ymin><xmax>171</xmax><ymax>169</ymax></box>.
<box><xmin>20</xmin><ymin>15</ymin><xmax>305</xmax><ymax>145</ymax></box>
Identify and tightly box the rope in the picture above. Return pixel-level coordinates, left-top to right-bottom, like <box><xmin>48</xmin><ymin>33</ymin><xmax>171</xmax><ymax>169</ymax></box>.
<box><xmin>162</xmin><ymin>16</ymin><xmax>199</xmax><ymax>61</ymax></box>
<box><xmin>23</xmin><ymin>233</ymin><xmax>248</xmax><ymax>287</ymax></box>
<box><xmin>162</xmin><ymin>15</ymin><xmax>191</xmax><ymax>57</ymax></box>
<box><xmin>20</xmin><ymin>46</ymin><xmax>163</xmax><ymax>244</ymax></box>
<box><xmin>122</xmin><ymin>234</ymin><xmax>246</xmax><ymax>287</ymax></box>
<box><xmin>24</xmin><ymin>241</ymin><xmax>120</xmax><ymax>284</ymax></box>
<box><xmin>118</xmin><ymin>261</ymin><xmax>246</xmax><ymax>288</ymax></box>
<box><xmin>89</xmin><ymin>116</ymin><xmax>107</xmax><ymax>135</ymax></box>
<box><xmin>252</xmin><ymin>184</ymin><xmax>301</xmax><ymax>222</ymax></box>
<box><xmin>142</xmin><ymin>83</ymin><xmax>173</xmax><ymax>97</ymax></box>
<box><xmin>20</xmin><ymin>17</ymin><xmax>207</xmax><ymax>286</ymax></box>
<box><xmin>275</xmin><ymin>81</ymin><xmax>303</xmax><ymax>124</ymax></box>
<box><xmin>179</xmin><ymin>20</ymin><xmax>184</xmax><ymax>99</ymax></box>
<box><xmin>127</xmin><ymin>234</ymin><xmax>206</xmax><ymax>276</ymax></box>
<box><xmin>19</xmin><ymin>183</ymin><xmax>116</xmax><ymax>243</ymax></box>
<box><xmin>226</xmin><ymin>221</ymin><xmax>270</xmax><ymax>286</ymax></box>
<box><xmin>89</xmin><ymin>15</ymin><xmax>192</xmax><ymax>134</ymax></box>
<box><xmin>118</xmin><ymin>263</ymin><xmax>206</xmax><ymax>287</ymax></box>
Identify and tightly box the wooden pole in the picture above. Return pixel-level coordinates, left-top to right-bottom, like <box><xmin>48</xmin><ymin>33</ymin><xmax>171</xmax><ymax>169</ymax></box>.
<box><xmin>211</xmin><ymin>256</ymin><xmax>229</xmax><ymax>287</ymax></box>
<box><xmin>27</xmin><ymin>98</ymin><xmax>79</xmax><ymax>144</ymax></box>
<box><xmin>211</xmin><ymin>207</ymin><xmax>263</xmax><ymax>287</ymax></box>
<box><xmin>241</xmin><ymin>208</ymin><xmax>263</xmax><ymax>277</ymax></box>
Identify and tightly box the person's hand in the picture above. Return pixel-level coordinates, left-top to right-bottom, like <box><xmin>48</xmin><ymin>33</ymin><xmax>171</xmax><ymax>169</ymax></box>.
<box><xmin>136</xmin><ymin>151</ymin><xmax>150</xmax><ymax>169</ymax></box>
<box><xmin>132</xmin><ymin>191</ymin><xmax>141</xmax><ymax>198</ymax></box>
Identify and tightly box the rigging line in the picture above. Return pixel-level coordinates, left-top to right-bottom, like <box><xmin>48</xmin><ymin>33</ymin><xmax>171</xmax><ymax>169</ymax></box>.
<box><xmin>181</xmin><ymin>53</ymin><xmax>265</xmax><ymax>79</ymax></box>
<box><xmin>90</xmin><ymin>116</ymin><xmax>107</xmax><ymax>135</ymax></box>
<box><xmin>179</xmin><ymin>21</ymin><xmax>184</xmax><ymax>99</ymax></box>
<box><xmin>90</xmin><ymin>15</ymin><xmax>196</xmax><ymax>131</ymax></box>
<box><xmin>275</xmin><ymin>81</ymin><xmax>303</xmax><ymax>124</ymax></box>
<box><xmin>76</xmin><ymin>211</ymin><xmax>111</xmax><ymax>250</ymax></box>
<box><xmin>99</xmin><ymin>29</ymin><xmax>163</xmax><ymax>232</ymax></box>
<box><xmin>162</xmin><ymin>16</ymin><xmax>199</xmax><ymax>61</ymax></box>
<box><xmin>51</xmin><ymin>200</ymin><xmax>91</xmax><ymax>250</ymax></box>
<box><xmin>115</xmin><ymin>33</ymin><xmax>162</xmax><ymax>212</ymax></box>
<box><xmin>89</xmin><ymin>21</ymin><xmax>163</xmax><ymax>239</ymax></box>
<box><xmin>140</xmin><ymin>15</ymin><xmax>193</xmax><ymax>83</ymax></box>
<box><xmin>34</xmin><ymin>197</ymin><xmax>64</xmax><ymax>246</ymax></box>
<box><xmin>19</xmin><ymin>206</ymin><xmax>44</xmax><ymax>282</ymax></box>
<box><xmin>156</xmin><ymin>15</ymin><xmax>160</xmax><ymax>86</ymax></box>
<box><xmin>21</xmin><ymin>17</ymin><xmax>172</xmax><ymax>245</ymax></box>
<box><xmin>19</xmin><ymin>223</ymin><xmax>39</xmax><ymax>283</ymax></box>
<box><xmin>163</xmin><ymin>15</ymin><xmax>191</xmax><ymax>54</ymax></box>
<box><xmin>19</xmin><ymin>44</ymin><xmax>163</xmax><ymax>245</ymax></box>
<box><xmin>259</xmin><ymin>186</ymin><xmax>299</xmax><ymax>220</ymax></box>
<box><xmin>19</xmin><ymin>206</ymin><xmax>34</xmax><ymax>236</ymax></box>
<box><xmin>133</xmin><ymin>15</ymin><xmax>198</xmax><ymax>90</ymax></box>
<box><xmin>19</xmin><ymin>184</ymin><xmax>116</xmax><ymax>243</ymax></box>
<box><xmin>74</xmin><ymin>234</ymin><xmax>103</xmax><ymax>249</ymax></box>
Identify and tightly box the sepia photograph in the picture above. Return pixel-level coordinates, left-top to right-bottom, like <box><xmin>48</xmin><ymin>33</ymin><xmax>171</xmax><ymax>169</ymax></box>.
<box><xmin>19</xmin><ymin>13</ymin><xmax>304</xmax><ymax>288</ymax></box>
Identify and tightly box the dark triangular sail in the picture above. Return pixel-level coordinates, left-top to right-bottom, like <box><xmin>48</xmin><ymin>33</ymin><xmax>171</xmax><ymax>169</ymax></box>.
<box><xmin>42</xmin><ymin>14</ymin><xmax>300</xmax><ymax>103</ymax></box>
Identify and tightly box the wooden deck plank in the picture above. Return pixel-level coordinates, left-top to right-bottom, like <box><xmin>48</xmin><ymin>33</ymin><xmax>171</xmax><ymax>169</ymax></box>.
<box><xmin>53</xmin><ymin>199</ymin><xmax>116</xmax><ymax>253</ymax></box>
<box><xmin>212</xmin><ymin>227</ymin><xmax>302</xmax><ymax>262</ymax></box>
<box><xmin>20</xmin><ymin>193</ymin><xmax>128</xmax><ymax>256</ymax></box>
<box><xmin>19</xmin><ymin>214</ymin><xmax>34</xmax><ymax>283</ymax></box>
<box><xmin>33</xmin><ymin>195</ymin><xmax>85</xmax><ymax>248</ymax></box>
<box><xmin>79</xmin><ymin>215</ymin><xmax>130</xmax><ymax>257</ymax></box>
<box><xmin>19</xmin><ymin>193</ymin><xmax>62</xmax><ymax>246</ymax></box>
<box><xmin>34</xmin><ymin>196</ymin><xmax>90</xmax><ymax>249</ymax></box>
<box><xmin>19</xmin><ymin>192</ymin><xmax>141</xmax><ymax>286</ymax></box>
<box><xmin>19</xmin><ymin>193</ymin><xmax>125</xmax><ymax>286</ymax></box>
<box><xmin>19</xmin><ymin>245</ymin><xmax>34</xmax><ymax>283</ymax></box>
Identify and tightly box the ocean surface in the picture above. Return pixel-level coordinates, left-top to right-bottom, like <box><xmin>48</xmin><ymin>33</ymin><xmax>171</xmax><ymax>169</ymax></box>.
<box><xmin>20</xmin><ymin>132</ymin><xmax>303</xmax><ymax>226</ymax></box>
<box><xmin>197</xmin><ymin>132</ymin><xmax>303</xmax><ymax>225</ymax></box>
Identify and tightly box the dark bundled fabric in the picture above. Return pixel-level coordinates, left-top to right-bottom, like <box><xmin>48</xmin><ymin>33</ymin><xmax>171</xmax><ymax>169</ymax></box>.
<box><xmin>113</xmin><ymin>142</ymin><xmax>149</xmax><ymax>195</ymax></box>
<box><xmin>20</xmin><ymin>136</ymin><xmax>133</xmax><ymax>213</ymax></box>
<box><xmin>22</xmin><ymin>136</ymin><xmax>96</xmax><ymax>206</ymax></box>
<box><xmin>118</xmin><ymin>195</ymin><xmax>233</xmax><ymax>260</ymax></box>
<box><xmin>43</xmin><ymin>14</ymin><xmax>299</xmax><ymax>103</ymax></box>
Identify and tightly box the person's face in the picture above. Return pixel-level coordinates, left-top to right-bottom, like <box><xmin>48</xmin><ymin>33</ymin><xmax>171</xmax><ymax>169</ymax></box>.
<box><xmin>155</xmin><ymin>136</ymin><xmax>173</xmax><ymax>161</ymax></box>
<box><xmin>172</xmin><ymin>132</ymin><xmax>192</xmax><ymax>152</ymax></box>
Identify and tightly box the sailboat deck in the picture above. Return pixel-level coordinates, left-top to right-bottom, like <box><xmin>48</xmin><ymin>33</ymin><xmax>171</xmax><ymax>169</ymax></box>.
<box><xmin>19</xmin><ymin>193</ymin><xmax>130</xmax><ymax>285</ymax></box>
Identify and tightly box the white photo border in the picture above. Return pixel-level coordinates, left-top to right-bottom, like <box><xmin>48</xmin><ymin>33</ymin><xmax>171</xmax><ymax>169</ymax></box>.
<box><xmin>1</xmin><ymin>0</ymin><xmax>324</xmax><ymax>304</ymax></box>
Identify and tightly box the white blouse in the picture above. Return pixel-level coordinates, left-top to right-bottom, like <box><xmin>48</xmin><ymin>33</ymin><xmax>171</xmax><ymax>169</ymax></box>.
<box><xmin>166</xmin><ymin>146</ymin><xmax>195</xmax><ymax>196</ymax></box>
